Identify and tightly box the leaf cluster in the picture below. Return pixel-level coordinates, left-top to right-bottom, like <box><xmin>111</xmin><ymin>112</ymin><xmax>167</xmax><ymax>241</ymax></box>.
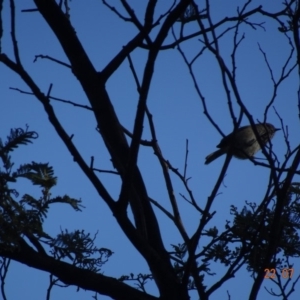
<box><xmin>48</xmin><ymin>229</ymin><xmax>113</xmax><ymax>273</ymax></box>
<box><xmin>0</xmin><ymin>128</ymin><xmax>111</xmax><ymax>276</ymax></box>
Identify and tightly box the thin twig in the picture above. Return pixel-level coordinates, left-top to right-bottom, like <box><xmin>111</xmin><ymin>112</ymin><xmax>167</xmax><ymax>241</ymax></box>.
<box><xmin>9</xmin><ymin>0</ymin><xmax>21</xmax><ymax>65</ymax></box>
<box><xmin>34</xmin><ymin>54</ymin><xmax>71</xmax><ymax>68</ymax></box>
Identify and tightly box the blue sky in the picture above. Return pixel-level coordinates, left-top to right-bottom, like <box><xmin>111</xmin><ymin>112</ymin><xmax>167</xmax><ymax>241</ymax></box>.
<box><xmin>1</xmin><ymin>1</ymin><xmax>299</xmax><ymax>299</ymax></box>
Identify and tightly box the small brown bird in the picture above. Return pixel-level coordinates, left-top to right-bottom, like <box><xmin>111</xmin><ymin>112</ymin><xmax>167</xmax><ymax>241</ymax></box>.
<box><xmin>205</xmin><ymin>123</ymin><xmax>279</xmax><ymax>165</ymax></box>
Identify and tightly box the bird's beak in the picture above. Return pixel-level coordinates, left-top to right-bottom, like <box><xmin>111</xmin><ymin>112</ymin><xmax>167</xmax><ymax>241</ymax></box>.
<box><xmin>275</xmin><ymin>128</ymin><xmax>281</xmax><ymax>132</ymax></box>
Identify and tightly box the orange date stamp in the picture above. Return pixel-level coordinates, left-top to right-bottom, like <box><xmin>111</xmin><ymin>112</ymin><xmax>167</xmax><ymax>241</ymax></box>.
<box><xmin>264</xmin><ymin>268</ymin><xmax>294</xmax><ymax>279</ymax></box>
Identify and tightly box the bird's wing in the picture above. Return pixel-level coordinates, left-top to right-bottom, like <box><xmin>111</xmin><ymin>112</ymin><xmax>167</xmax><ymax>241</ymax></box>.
<box><xmin>244</xmin><ymin>138</ymin><xmax>256</xmax><ymax>147</ymax></box>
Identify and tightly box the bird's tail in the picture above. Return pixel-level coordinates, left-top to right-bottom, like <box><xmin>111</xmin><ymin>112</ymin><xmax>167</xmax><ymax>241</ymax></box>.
<box><xmin>205</xmin><ymin>149</ymin><xmax>226</xmax><ymax>165</ymax></box>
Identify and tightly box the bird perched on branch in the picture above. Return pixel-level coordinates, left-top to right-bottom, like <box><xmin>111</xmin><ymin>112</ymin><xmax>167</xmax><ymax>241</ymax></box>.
<box><xmin>205</xmin><ymin>123</ymin><xmax>280</xmax><ymax>165</ymax></box>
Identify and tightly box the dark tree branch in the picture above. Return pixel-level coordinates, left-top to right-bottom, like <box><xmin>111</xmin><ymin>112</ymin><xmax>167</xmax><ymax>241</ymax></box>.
<box><xmin>102</xmin><ymin>0</ymin><xmax>131</xmax><ymax>22</ymax></box>
<box><xmin>127</xmin><ymin>49</ymin><xmax>189</xmax><ymax>240</ymax></box>
<box><xmin>9</xmin><ymin>0</ymin><xmax>21</xmax><ymax>65</ymax></box>
<box><xmin>32</xmin><ymin>0</ymin><xmax>163</xmax><ymax>256</ymax></box>
<box><xmin>0</xmin><ymin>258</ymin><xmax>9</xmax><ymax>300</ymax></box>
<box><xmin>149</xmin><ymin>197</ymin><xmax>175</xmax><ymax>222</ymax></box>
<box><xmin>100</xmin><ymin>1</ymin><xmax>159</xmax><ymax>81</ymax></box>
<box><xmin>119</xmin><ymin>0</ymin><xmax>152</xmax><ymax>45</ymax></box>
<box><xmin>28</xmin><ymin>2</ymin><xmax>193</xmax><ymax>298</ymax></box>
<box><xmin>146</xmin><ymin>109</ymin><xmax>189</xmax><ymax>243</ymax></box>
<box><xmin>0</xmin><ymin>239</ymin><xmax>158</xmax><ymax>300</ymax></box>
<box><xmin>0</xmin><ymin>0</ymin><xmax>3</xmax><ymax>53</ymax></box>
